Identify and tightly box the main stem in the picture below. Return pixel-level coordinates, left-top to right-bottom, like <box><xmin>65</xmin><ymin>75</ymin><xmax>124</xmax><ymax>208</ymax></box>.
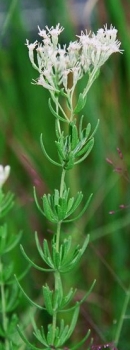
<box><xmin>56</xmin><ymin>168</ymin><xmax>66</xmax><ymax>253</ymax></box>
<box><xmin>0</xmin><ymin>258</ymin><xmax>9</xmax><ymax>350</ymax></box>
<box><xmin>52</xmin><ymin>167</ymin><xmax>66</xmax><ymax>343</ymax></box>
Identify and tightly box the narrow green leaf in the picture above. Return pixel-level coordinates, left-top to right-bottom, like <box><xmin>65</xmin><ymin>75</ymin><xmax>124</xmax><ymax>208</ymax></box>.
<box><xmin>48</xmin><ymin>98</ymin><xmax>67</xmax><ymax>122</ymax></box>
<box><xmin>40</xmin><ymin>133</ymin><xmax>61</xmax><ymax>167</ymax></box>
<box><xmin>55</xmin><ymin>119</ymin><xmax>62</xmax><ymax>139</ymax></box>
<box><xmin>43</xmin><ymin>239</ymin><xmax>53</xmax><ymax>263</ymax></box>
<box><xmin>56</xmin><ymin>324</ymin><xmax>69</xmax><ymax>347</ymax></box>
<box><xmin>64</xmin><ymin>152</ymin><xmax>75</xmax><ymax>170</ymax></box>
<box><xmin>35</xmin><ymin>233</ymin><xmax>54</xmax><ymax>268</ymax></box>
<box><xmin>43</xmin><ymin>194</ymin><xmax>57</xmax><ymax>222</ymax></box>
<box><xmin>0</xmin><ymin>191</ymin><xmax>14</xmax><ymax>218</ymax></box>
<box><xmin>0</xmin><ymin>224</ymin><xmax>7</xmax><ymax>254</ymax></box>
<box><xmin>67</xmin><ymin>197</ymin><xmax>75</xmax><ymax>213</ymax></box>
<box><xmin>35</xmin><ymin>231</ymin><xmax>47</xmax><ymax>260</ymax></box>
<box><xmin>64</xmin><ymin>305</ymin><xmax>80</xmax><ymax>341</ymax></box>
<box><xmin>6</xmin><ymin>284</ymin><xmax>19</xmax><ymax>312</ymax></box>
<box><xmin>17</xmin><ymin>325</ymin><xmax>41</xmax><ymax>350</ymax></box>
<box><xmin>59</xmin><ymin>236</ymin><xmax>89</xmax><ymax>273</ymax></box>
<box><xmin>15</xmin><ymin>275</ymin><xmax>44</xmax><ymax>310</ymax></box>
<box><xmin>33</xmin><ymin>187</ymin><xmax>45</xmax><ymax>215</ymax></box>
<box><xmin>54</xmin><ymin>189</ymin><xmax>60</xmax><ymax>205</ymax></box>
<box><xmin>78</xmin><ymin>234</ymin><xmax>90</xmax><ymax>256</ymax></box>
<box><xmin>90</xmin><ymin>118</ymin><xmax>100</xmax><ymax>138</ymax></box>
<box><xmin>61</xmin><ymin>237</ymin><xmax>72</xmax><ymax>263</ymax></box>
<box><xmin>55</xmin><ymin>140</ymin><xmax>65</xmax><ymax>161</ymax></box>
<box><xmin>68</xmin><ymin>235</ymin><xmax>89</xmax><ymax>269</ymax></box>
<box><xmin>12</xmin><ymin>263</ymin><xmax>31</xmax><ymax>283</ymax></box>
<box><xmin>6</xmin><ymin>314</ymin><xmax>18</xmax><ymax>337</ymax></box>
<box><xmin>20</xmin><ymin>245</ymin><xmax>53</xmax><ymax>272</ymax></box>
<box><xmin>79</xmin><ymin>115</ymin><xmax>84</xmax><ymax>139</ymax></box>
<box><xmin>40</xmin><ymin>326</ymin><xmax>48</xmax><ymax>347</ymax></box>
<box><xmin>58</xmin><ymin>318</ymin><xmax>65</xmax><ymax>338</ymax></box>
<box><xmin>52</xmin><ymin>245</ymin><xmax>60</xmax><ymax>269</ymax></box>
<box><xmin>56</xmin><ymin>201</ymin><xmax>67</xmax><ymax>220</ymax></box>
<box><xmin>71</xmin><ymin>329</ymin><xmax>91</xmax><ymax>350</ymax></box>
<box><xmin>74</xmin><ymin>93</ymin><xmax>87</xmax><ymax>113</ymax></box>
<box><xmin>0</xmin><ymin>191</ymin><xmax>14</xmax><ymax>209</ymax></box>
<box><xmin>46</xmin><ymin>323</ymin><xmax>54</xmax><ymax>345</ymax></box>
<box><xmin>71</xmin><ymin>123</ymin><xmax>79</xmax><ymax>150</ymax></box>
<box><xmin>43</xmin><ymin>284</ymin><xmax>53</xmax><ymax>315</ymax></box>
<box><xmin>77</xmin><ymin>280</ymin><xmax>96</xmax><ymax>306</ymax></box>
<box><xmin>61</xmin><ymin>288</ymin><xmax>77</xmax><ymax>309</ymax></box>
<box><xmin>65</xmin><ymin>193</ymin><xmax>93</xmax><ymax>223</ymax></box>
<box><xmin>82</xmin><ymin>123</ymin><xmax>91</xmax><ymax>140</ymax></box>
<box><xmin>33</xmin><ymin>327</ymin><xmax>48</xmax><ymax>347</ymax></box>
<box><xmin>2</xmin><ymin>262</ymin><xmax>14</xmax><ymax>282</ymax></box>
<box><xmin>76</xmin><ymin>138</ymin><xmax>94</xmax><ymax>158</ymax></box>
<box><xmin>4</xmin><ymin>230</ymin><xmax>23</xmax><ymax>254</ymax></box>
<box><xmin>52</xmin><ymin>289</ymin><xmax>60</xmax><ymax>311</ymax></box>
<box><xmin>67</xmin><ymin>192</ymin><xmax>83</xmax><ymax>217</ymax></box>
<box><xmin>60</xmin><ymin>197</ymin><xmax>68</xmax><ymax>216</ymax></box>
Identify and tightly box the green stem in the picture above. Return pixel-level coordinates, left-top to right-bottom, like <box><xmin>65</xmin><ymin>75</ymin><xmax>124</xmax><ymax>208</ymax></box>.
<box><xmin>60</xmin><ymin>168</ymin><xmax>66</xmax><ymax>198</ymax></box>
<box><xmin>52</xmin><ymin>311</ymin><xmax>57</xmax><ymax>344</ymax></box>
<box><xmin>0</xmin><ymin>258</ymin><xmax>9</xmax><ymax>350</ymax></box>
<box><xmin>68</xmin><ymin>89</ymin><xmax>75</xmax><ymax>122</ymax></box>
<box><xmin>83</xmin><ymin>66</ymin><xmax>99</xmax><ymax>99</ymax></box>
<box><xmin>114</xmin><ymin>286</ymin><xmax>130</xmax><ymax>346</ymax></box>
<box><xmin>52</xmin><ymin>167</ymin><xmax>66</xmax><ymax>343</ymax></box>
<box><xmin>56</xmin><ymin>221</ymin><xmax>62</xmax><ymax>253</ymax></box>
<box><xmin>52</xmin><ymin>94</ymin><xmax>69</xmax><ymax>121</ymax></box>
<box><xmin>52</xmin><ymin>271</ymin><xmax>62</xmax><ymax>343</ymax></box>
<box><xmin>55</xmin><ymin>168</ymin><xmax>66</xmax><ymax>252</ymax></box>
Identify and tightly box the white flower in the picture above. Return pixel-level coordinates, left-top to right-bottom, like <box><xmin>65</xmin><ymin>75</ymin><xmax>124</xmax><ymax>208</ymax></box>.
<box><xmin>46</xmin><ymin>23</ymin><xmax>64</xmax><ymax>37</ymax></box>
<box><xmin>33</xmin><ymin>76</ymin><xmax>59</xmax><ymax>93</ymax></box>
<box><xmin>77</xmin><ymin>24</ymin><xmax>122</xmax><ymax>72</ymax></box>
<box><xmin>0</xmin><ymin>165</ymin><xmax>10</xmax><ymax>189</ymax></box>
<box><xmin>67</xmin><ymin>41</ymin><xmax>81</xmax><ymax>68</ymax></box>
<box><xmin>68</xmin><ymin>41</ymin><xmax>81</xmax><ymax>53</ymax></box>
<box><xmin>26</xmin><ymin>24</ymin><xmax>122</xmax><ymax>96</ymax></box>
<box><xmin>25</xmin><ymin>39</ymin><xmax>37</xmax><ymax>51</ymax></box>
<box><xmin>25</xmin><ymin>40</ymin><xmax>39</xmax><ymax>72</ymax></box>
<box><xmin>71</xmin><ymin>66</ymin><xmax>82</xmax><ymax>86</ymax></box>
<box><xmin>46</xmin><ymin>23</ymin><xmax>64</xmax><ymax>47</ymax></box>
<box><xmin>38</xmin><ymin>26</ymin><xmax>48</xmax><ymax>39</ymax></box>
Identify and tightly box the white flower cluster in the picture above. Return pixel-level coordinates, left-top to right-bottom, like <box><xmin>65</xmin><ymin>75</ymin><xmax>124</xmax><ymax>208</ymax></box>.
<box><xmin>0</xmin><ymin>165</ymin><xmax>10</xmax><ymax>189</ymax></box>
<box><xmin>26</xmin><ymin>24</ymin><xmax>121</xmax><ymax>94</ymax></box>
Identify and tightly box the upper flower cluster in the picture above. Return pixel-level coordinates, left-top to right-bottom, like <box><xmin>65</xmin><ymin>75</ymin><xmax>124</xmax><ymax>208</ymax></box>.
<box><xmin>26</xmin><ymin>24</ymin><xmax>121</xmax><ymax>94</ymax></box>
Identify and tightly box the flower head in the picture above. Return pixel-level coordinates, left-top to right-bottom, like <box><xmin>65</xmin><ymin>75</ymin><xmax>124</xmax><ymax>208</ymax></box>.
<box><xmin>46</xmin><ymin>23</ymin><xmax>64</xmax><ymax>47</ymax></box>
<box><xmin>46</xmin><ymin>23</ymin><xmax>64</xmax><ymax>35</ymax></box>
<box><xmin>38</xmin><ymin>26</ymin><xmax>48</xmax><ymax>39</ymax></box>
<box><xmin>77</xmin><ymin>24</ymin><xmax>122</xmax><ymax>71</ymax></box>
<box><xmin>26</xmin><ymin>24</ymin><xmax>122</xmax><ymax>96</ymax></box>
<box><xmin>0</xmin><ymin>165</ymin><xmax>10</xmax><ymax>189</ymax></box>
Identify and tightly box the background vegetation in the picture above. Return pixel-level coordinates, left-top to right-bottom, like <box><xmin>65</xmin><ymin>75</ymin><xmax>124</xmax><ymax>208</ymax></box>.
<box><xmin>0</xmin><ymin>0</ymin><xmax>130</xmax><ymax>349</ymax></box>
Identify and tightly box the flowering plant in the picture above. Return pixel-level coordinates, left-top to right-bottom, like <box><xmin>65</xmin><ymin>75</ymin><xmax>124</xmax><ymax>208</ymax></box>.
<box><xmin>0</xmin><ymin>166</ymin><xmax>23</xmax><ymax>349</ymax></box>
<box><xmin>3</xmin><ymin>24</ymin><xmax>121</xmax><ymax>349</ymax></box>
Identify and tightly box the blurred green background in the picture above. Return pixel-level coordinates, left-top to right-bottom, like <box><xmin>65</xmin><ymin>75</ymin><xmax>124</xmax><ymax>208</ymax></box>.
<box><xmin>0</xmin><ymin>0</ymin><xmax>130</xmax><ymax>349</ymax></box>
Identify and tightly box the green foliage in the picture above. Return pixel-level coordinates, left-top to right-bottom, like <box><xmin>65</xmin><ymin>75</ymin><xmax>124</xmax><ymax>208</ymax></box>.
<box><xmin>0</xmin><ymin>189</ymin><xmax>21</xmax><ymax>348</ymax></box>
<box><xmin>55</xmin><ymin>118</ymin><xmax>99</xmax><ymax>169</ymax></box>
<box><xmin>21</xmin><ymin>232</ymin><xmax>90</xmax><ymax>274</ymax></box>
